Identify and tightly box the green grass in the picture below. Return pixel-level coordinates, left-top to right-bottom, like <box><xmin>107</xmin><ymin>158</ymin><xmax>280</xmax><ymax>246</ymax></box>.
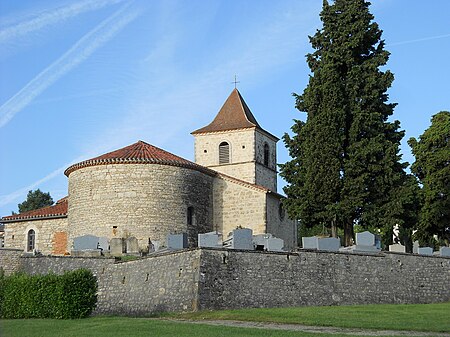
<box><xmin>0</xmin><ymin>317</ymin><xmax>401</xmax><ymax>337</ymax></box>
<box><xmin>170</xmin><ymin>302</ymin><xmax>450</xmax><ymax>332</ymax></box>
<box><xmin>1</xmin><ymin>303</ymin><xmax>448</xmax><ymax>337</ymax></box>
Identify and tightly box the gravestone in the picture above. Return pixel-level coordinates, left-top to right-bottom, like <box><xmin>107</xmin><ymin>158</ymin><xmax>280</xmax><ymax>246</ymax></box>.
<box><xmin>110</xmin><ymin>238</ymin><xmax>125</xmax><ymax>255</ymax></box>
<box><xmin>439</xmin><ymin>247</ymin><xmax>450</xmax><ymax>257</ymax></box>
<box><xmin>253</xmin><ymin>234</ymin><xmax>285</xmax><ymax>252</ymax></box>
<box><xmin>97</xmin><ymin>237</ymin><xmax>109</xmax><ymax>251</ymax></box>
<box><xmin>356</xmin><ymin>231</ymin><xmax>375</xmax><ymax>246</ymax></box>
<box><xmin>265</xmin><ymin>236</ymin><xmax>284</xmax><ymax>252</ymax></box>
<box><xmin>73</xmin><ymin>235</ymin><xmax>99</xmax><ymax>251</ymax></box>
<box><xmin>126</xmin><ymin>237</ymin><xmax>139</xmax><ymax>254</ymax></box>
<box><xmin>418</xmin><ymin>247</ymin><xmax>433</xmax><ymax>256</ymax></box>
<box><xmin>223</xmin><ymin>228</ymin><xmax>253</xmax><ymax>250</ymax></box>
<box><xmin>389</xmin><ymin>244</ymin><xmax>406</xmax><ymax>253</ymax></box>
<box><xmin>167</xmin><ymin>233</ymin><xmax>188</xmax><ymax>250</ymax></box>
<box><xmin>302</xmin><ymin>236</ymin><xmax>340</xmax><ymax>251</ymax></box>
<box><xmin>198</xmin><ymin>232</ymin><xmax>222</xmax><ymax>248</ymax></box>
<box><xmin>413</xmin><ymin>241</ymin><xmax>420</xmax><ymax>254</ymax></box>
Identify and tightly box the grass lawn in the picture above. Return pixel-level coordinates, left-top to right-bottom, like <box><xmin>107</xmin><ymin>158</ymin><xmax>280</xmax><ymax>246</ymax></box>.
<box><xmin>170</xmin><ymin>302</ymin><xmax>450</xmax><ymax>332</ymax></box>
<box><xmin>1</xmin><ymin>303</ymin><xmax>448</xmax><ymax>337</ymax></box>
<box><xmin>0</xmin><ymin>317</ymin><xmax>402</xmax><ymax>337</ymax></box>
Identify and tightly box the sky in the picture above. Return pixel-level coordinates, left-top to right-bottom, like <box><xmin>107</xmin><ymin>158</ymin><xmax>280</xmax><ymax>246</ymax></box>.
<box><xmin>0</xmin><ymin>0</ymin><xmax>449</xmax><ymax>216</ymax></box>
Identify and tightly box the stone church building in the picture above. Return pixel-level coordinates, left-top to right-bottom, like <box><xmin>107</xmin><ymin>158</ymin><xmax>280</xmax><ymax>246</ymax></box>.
<box><xmin>1</xmin><ymin>89</ymin><xmax>297</xmax><ymax>254</ymax></box>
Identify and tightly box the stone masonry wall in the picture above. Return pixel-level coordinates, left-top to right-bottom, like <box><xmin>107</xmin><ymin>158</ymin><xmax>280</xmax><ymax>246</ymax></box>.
<box><xmin>213</xmin><ymin>177</ymin><xmax>267</xmax><ymax>238</ymax></box>
<box><xmin>3</xmin><ymin>217</ymin><xmax>69</xmax><ymax>255</ymax></box>
<box><xmin>266</xmin><ymin>194</ymin><xmax>297</xmax><ymax>249</ymax></box>
<box><xmin>68</xmin><ymin>164</ymin><xmax>214</xmax><ymax>250</ymax></box>
<box><xmin>198</xmin><ymin>249</ymin><xmax>450</xmax><ymax>310</ymax></box>
<box><xmin>17</xmin><ymin>250</ymin><xmax>201</xmax><ymax>316</ymax></box>
<box><xmin>194</xmin><ymin>129</ymin><xmax>255</xmax><ymax>169</ymax></box>
<box><xmin>6</xmin><ymin>248</ymin><xmax>449</xmax><ymax>315</ymax></box>
<box><xmin>0</xmin><ymin>248</ymin><xmax>23</xmax><ymax>275</ymax></box>
<box><xmin>254</xmin><ymin>130</ymin><xmax>277</xmax><ymax>191</ymax></box>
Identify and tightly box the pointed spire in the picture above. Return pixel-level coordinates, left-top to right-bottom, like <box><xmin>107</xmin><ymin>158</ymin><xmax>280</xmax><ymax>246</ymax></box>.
<box><xmin>192</xmin><ymin>89</ymin><xmax>261</xmax><ymax>134</ymax></box>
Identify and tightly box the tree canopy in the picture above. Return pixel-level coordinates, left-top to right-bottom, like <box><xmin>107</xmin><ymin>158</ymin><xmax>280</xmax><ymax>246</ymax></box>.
<box><xmin>17</xmin><ymin>189</ymin><xmax>54</xmax><ymax>214</ymax></box>
<box><xmin>408</xmin><ymin>111</ymin><xmax>450</xmax><ymax>246</ymax></box>
<box><xmin>280</xmin><ymin>0</ymin><xmax>406</xmax><ymax>246</ymax></box>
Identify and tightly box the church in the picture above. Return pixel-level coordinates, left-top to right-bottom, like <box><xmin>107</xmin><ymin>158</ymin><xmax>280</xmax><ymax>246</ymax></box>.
<box><xmin>1</xmin><ymin>89</ymin><xmax>297</xmax><ymax>254</ymax></box>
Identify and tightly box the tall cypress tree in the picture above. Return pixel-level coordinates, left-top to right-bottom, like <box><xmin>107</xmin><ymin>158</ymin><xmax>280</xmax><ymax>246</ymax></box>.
<box><xmin>280</xmin><ymin>0</ymin><xmax>406</xmax><ymax>246</ymax></box>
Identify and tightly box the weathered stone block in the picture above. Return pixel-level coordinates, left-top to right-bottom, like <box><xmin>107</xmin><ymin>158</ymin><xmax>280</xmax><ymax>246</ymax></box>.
<box><xmin>389</xmin><ymin>244</ymin><xmax>406</xmax><ymax>253</ymax></box>
<box><xmin>126</xmin><ymin>237</ymin><xmax>139</xmax><ymax>254</ymax></box>
<box><xmin>418</xmin><ymin>247</ymin><xmax>433</xmax><ymax>256</ymax></box>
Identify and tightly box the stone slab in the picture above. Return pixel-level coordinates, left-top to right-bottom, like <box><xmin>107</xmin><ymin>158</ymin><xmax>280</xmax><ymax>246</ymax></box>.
<box><xmin>389</xmin><ymin>244</ymin><xmax>406</xmax><ymax>253</ymax></box>
<box><xmin>110</xmin><ymin>238</ymin><xmax>125</xmax><ymax>256</ymax></box>
<box><xmin>418</xmin><ymin>247</ymin><xmax>433</xmax><ymax>256</ymax></box>
<box><xmin>198</xmin><ymin>232</ymin><xmax>222</xmax><ymax>248</ymax></box>
<box><xmin>439</xmin><ymin>247</ymin><xmax>450</xmax><ymax>257</ymax></box>
<box><xmin>98</xmin><ymin>237</ymin><xmax>109</xmax><ymax>251</ymax></box>
<box><xmin>73</xmin><ymin>235</ymin><xmax>99</xmax><ymax>251</ymax></box>
<box><xmin>167</xmin><ymin>233</ymin><xmax>188</xmax><ymax>250</ymax></box>
<box><xmin>126</xmin><ymin>236</ymin><xmax>139</xmax><ymax>254</ymax></box>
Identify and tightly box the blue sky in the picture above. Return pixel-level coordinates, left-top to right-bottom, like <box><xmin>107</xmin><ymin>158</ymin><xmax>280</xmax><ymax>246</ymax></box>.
<box><xmin>0</xmin><ymin>0</ymin><xmax>449</xmax><ymax>216</ymax></box>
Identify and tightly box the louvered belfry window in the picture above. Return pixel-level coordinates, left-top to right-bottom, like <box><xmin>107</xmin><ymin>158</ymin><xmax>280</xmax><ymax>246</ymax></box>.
<box><xmin>219</xmin><ymin>142</ymin><xmax>230</xmax><ymax>164</ymax></box>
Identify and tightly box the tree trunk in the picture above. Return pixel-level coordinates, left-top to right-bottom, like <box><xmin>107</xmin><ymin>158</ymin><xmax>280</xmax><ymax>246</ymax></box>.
<box><xmin>331</xmin><ymin>219</ymin><xmax>337</xmax><ymax>238</ymax></box>
<box><xmin>343</xmin><ymin>220</ymin><xmax>354</xmax><ymax>246</ymax></box>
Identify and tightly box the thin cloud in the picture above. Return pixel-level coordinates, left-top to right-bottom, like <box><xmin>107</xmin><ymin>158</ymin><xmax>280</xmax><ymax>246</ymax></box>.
<box><xmin>388</xmin><ymin>33</ymin><xmax>450</xmax><ymax>47</ymax></box>
<box><xmin>0</xmin><ymin>3</ymin><xmax>140</xmax><ymax>129</ymax></box>
<box><xmin>0</xmin><ymin>0</ymin><xmax>125</xmax><ymax>43</ymax></box>
<box><xmin>0</xmin><ymin>165</ymin><xmax>65</xmax><ymax>208</ymax></box>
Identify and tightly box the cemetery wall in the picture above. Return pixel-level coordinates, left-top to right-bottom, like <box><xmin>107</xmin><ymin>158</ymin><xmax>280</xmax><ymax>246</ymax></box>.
<box><xmin>3</xmin><ymin>248</ymin><xmax>449</xmax><ymax>315</ymax></box>
<box><xmin>197</xmin><ymin>249</ymin><xmax>450</xmax><ymax>310</ymax></box>
<box><xmin>0</xmin><ymin>248</ymin><xmax>22</xmax><ymax>275</ymax></box>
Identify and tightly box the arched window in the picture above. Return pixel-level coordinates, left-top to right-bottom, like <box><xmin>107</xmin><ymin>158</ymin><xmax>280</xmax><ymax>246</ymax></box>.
<box><xmin>27</xmin><ymin>229</ymin><xmax>35</xmax><ymax>252</ymax></box>
<box><xmin>264</xmin><ymin>143</ymin><xmax>270</xmax><ymax>166</ymax></box>
<box><xmin>187</xmin><ymin>207</ymin><xmax>195</xmax><ymax>227</ymax></box>
<box><xmin>219</xmin><ymin>142</ymin><xmax>230</xmax><ymax>164</ymax></box>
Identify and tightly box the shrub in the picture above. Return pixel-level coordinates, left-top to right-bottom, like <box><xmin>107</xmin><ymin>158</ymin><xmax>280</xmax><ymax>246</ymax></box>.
<box><xmin>0</xmin><ymin>269</ymin><xmax>97</xmax><ymax>319</ymax></box>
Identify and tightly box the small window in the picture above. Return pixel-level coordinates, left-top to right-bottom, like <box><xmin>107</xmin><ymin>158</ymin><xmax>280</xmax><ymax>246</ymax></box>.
<box><xmin>187</xmin><ymin>207</ymin><xmax>195</xmax><ymax>226</ymax></box>
<box><xmin>27</xmin><ymin>229</ymin><xmax>35</xmax><ymax>252</ymax></box>
<box><xmin>278</xmin><ymin>203</ymin><xmax>285</xmax><ymax>221</ymax></box>
<box><xmin>264</xmin><ymin>143</ymin><xmax>270</xmax><ymax>166</ymax></box>
<box><xmin>219</xmin><ymin>142</ymin><xmax>230</xmax><ymax>164</ymax></box>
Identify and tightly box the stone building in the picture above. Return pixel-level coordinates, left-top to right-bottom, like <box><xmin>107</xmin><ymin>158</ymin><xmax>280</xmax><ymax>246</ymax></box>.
<box><xmin>1</xmin><ymin>89</ymin><xmax>297</xmax><ymax>254</ymax></box>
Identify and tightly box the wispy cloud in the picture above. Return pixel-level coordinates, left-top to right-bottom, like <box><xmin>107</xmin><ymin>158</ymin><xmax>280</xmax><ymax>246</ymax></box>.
<box><xmin>0</xmin><ymin>0</ymin><xmax>124</xmax><ymax>44</ymax></box>
<box><xmin>0</xmin><ymin>165</ymin><xmax>65</xmax><ymax>208</ymax></box>
<box><xmin>388</xmin><ymin>33</ymin><xmax>450</xmax><ymax>47</ymax></box>
<box><xmin>0</xmin><ymin>2</ymin><xmax>140</xmax><ymax>129</ymax></box>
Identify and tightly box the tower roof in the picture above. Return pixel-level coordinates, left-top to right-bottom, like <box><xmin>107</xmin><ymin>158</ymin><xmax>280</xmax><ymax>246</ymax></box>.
<box><xmin>64</xmin><ymin>141</ymin><xmax>215</xmax><ymax>176</ymax></box>
<box><xmin>192</xmin><ymin>88</ymin><xmax>263</xmax><ymax>134</ymax></box>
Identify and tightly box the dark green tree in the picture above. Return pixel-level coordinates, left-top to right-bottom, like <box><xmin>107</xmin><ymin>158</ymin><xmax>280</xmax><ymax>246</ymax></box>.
<box><xmin>17</xmin><ymin>189</ymin><xmax>54</xmax><ymax>214</ymax></box>
<box><xmin>408</xmin><ymin>111</ymin><xmax>450</xmax><ymax>246</ymax></box>
<box><xmin>280</xmin><ymin>0</ymin><xmax>406</xmax><ymax>246</ymax></box>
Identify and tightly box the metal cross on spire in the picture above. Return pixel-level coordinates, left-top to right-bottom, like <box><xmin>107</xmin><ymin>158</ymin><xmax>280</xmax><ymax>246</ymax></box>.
<box><xmin>232</xmin><ymin>75</ymin><xmax>240</xmax><ymax>89</ymax></box>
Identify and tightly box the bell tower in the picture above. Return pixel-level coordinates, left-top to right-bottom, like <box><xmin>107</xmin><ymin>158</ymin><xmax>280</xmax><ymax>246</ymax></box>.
<box><xmin>191</xmin><ymin>89</ymin><xmax>278</xmax><ymax>191</ymax></box>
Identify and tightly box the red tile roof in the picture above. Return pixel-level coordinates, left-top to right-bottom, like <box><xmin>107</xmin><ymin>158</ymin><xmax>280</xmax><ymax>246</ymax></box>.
<box><xmin>1</xmin><ymin>197</ymin><xmax>68</xmax><ymax>222</ymax></box>
<box><xmin>64</xmin><ymin>140</ymin><xmax>217</xmax><ymax>176</ymax></box>
<box><xmin>192</xmin><ymin>89</ymin><xmax>262</xmax><ymax>134</ymax></box>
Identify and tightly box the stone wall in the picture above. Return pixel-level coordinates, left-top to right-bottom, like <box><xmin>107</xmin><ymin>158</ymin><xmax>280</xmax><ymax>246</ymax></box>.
<box><xmin>3</xmin><ymin>217</ymin><xmax>68</xmax><ymax>255</ymax></box>
<box><xmin>254</xmin><ymin>130</ymin><xmax>277</xmax><ymax>191</ymax></box>
<box><xmin>0</xmin><ymin>248</ymin><xmax>22</xmax><ymax>275</ymax></box>
<box><xmin>68</xmin><ymin>164</ymin><xmax>214</xmax><ymax>250</ymax></box>
<box><xmin>213</xmin><ymin>177</ymin><xmax>267</xmax><ymax>238</ymax></box>
<box><xmin>194</xmin><ymin>129</ymin><xmax>255</xmax><ymax>169</ymax></box>
<box><xmin>20</xmin><ymin>255</ymin><xmax>115</xmax><ymax>276</ymax></box>
<box><xmin>198</xmin><ymin>249</ymin><xmax>450</xmax><ymax>310</ymax></box>
<box><xmin>4</xmin><ymin>248</ymin><xmax>449</xmax><ymax>315</ymax></box>
<box><xmin>266</xmin><ymin>194</ymin><xmax>297</xmax><ymax>249</ymax></box>
<box><xmin>193</xmin><ymin>129</ymin><xmax>278</xmax><ymax>191</ymax></box>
